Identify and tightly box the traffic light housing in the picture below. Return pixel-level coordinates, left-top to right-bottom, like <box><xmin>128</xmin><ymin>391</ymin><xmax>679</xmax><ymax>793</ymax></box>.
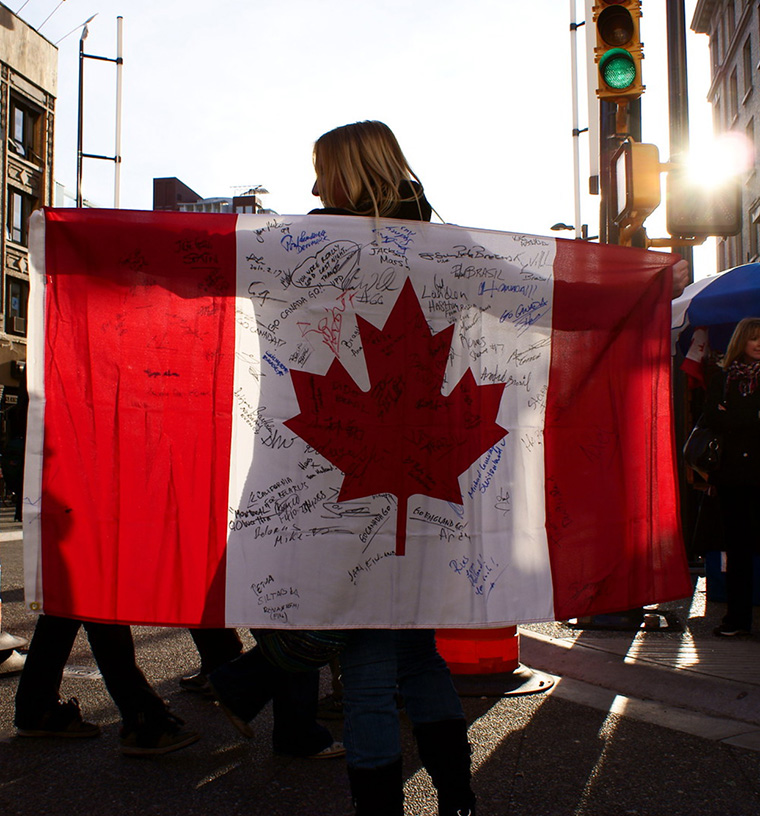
<box><xmin>666</xmin><ymin>164</ymin><xmax>742</xmax><ymax>238</ymax></box>
<box><xmin>593</xmin><ymin>1</ymin><xmax>644</xmax><ymax>104</ymax></box>
<box><xmin>610</xmin><ymin>140</ymin><xmax>661</xmax><ymax>229</ymax></box>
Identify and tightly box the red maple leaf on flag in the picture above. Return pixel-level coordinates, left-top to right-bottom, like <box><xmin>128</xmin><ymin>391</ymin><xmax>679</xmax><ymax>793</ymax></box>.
<box><xmin>284</xmin><ymin>279</ymin><xmax>508</xmax><ymax>555</ymax></box>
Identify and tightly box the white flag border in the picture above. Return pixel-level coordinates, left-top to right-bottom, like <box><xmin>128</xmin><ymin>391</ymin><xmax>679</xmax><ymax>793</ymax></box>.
<box><xmin>24</xmin><ymin>210</ymin><xmax>47</xmax><ymax>614</ymax></box>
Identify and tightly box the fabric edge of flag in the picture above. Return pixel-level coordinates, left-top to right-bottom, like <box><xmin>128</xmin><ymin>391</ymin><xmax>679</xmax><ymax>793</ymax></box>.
<box><xmin>23</xmin><ymin>209</ymin><xmax>46</xmax><ymax>615</ymax></box>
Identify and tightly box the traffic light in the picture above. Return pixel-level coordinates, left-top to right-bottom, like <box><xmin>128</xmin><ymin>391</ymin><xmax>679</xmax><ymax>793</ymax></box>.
<box><xmin>666</xmin><ymin>164</ymin><xmax>742</xmax><ymax>238</ymax></box>
<box><xmin>593</xmin><ymin>1</ymin><xmax>644</xmax><ymax>104</ymax></box>
<box><xmin>610</xmin><ymin>140</ymin><xmax>661</xmax><ymax>229</ymax></box>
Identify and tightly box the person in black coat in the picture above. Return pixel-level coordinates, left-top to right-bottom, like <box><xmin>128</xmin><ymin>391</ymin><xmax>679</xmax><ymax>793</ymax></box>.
<box><xmin>703</xmin><ymin>317</ymin><xmax>760</xmax><ymax>636</ymax></box>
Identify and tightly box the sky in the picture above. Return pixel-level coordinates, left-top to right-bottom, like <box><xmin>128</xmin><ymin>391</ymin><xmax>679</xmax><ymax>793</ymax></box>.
<box><xmin>13</xmin><ymin>0</ymin><xmax>718</xmax><ymax>275</ymax></box>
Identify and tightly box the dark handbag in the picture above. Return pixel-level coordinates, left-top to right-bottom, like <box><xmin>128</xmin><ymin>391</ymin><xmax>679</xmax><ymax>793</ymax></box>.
<box><xmin>683</xmin><ymin>422</ymin><xmax>722</xmax><ymax>475</ymax></box>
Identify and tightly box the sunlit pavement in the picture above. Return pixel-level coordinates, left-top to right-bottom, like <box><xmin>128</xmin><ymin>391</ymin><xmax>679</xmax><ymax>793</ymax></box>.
<box><xmin>520</xmin><ymin>577</ymin><xmax>760</xmax><ymax>752</ymax></box>
<box><xmin>1</xmin><ymin>528</ymin><xmax>759</xmax><ymax>816</ymax></box>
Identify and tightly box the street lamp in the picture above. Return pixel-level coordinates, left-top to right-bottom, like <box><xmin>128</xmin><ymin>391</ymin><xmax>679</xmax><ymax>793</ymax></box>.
<box><xmin>550</xmin><ymin>223</ymin><xmax>595</xmax><ymax>240</ymax></box>
<box><xmin>76</xmin><ymin>14</ymin><xmax>123</xmax><ymax>208</ymax></box>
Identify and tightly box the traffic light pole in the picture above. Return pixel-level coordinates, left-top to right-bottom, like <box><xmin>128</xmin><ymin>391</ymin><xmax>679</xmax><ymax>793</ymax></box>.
<box><xmin>599</xmin><ymin>98</ymin><xmax>641</xmax><ymax>245</ymax></box>
<box><xmin>666</xmin><ymin>0</ymin><xmax>694</xmax><ymax>277</ymax></box>
<box><xmin>666</xmin><ymin>0</ymin><xmax>699</xmax><ymax>566</ymax></box>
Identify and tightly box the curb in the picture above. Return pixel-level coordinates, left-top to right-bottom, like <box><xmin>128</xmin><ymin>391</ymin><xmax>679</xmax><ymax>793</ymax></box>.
<box><xmin>518</xmin><ymin>628</ymin><xmax>760</xmax><ymax>728</ymax></box>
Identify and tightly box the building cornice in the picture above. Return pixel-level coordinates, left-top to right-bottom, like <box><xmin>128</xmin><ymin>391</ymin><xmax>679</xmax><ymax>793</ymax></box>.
<box><xmin>692</xmin><ymin>0</ymin><xmax>720</xmax><ymax>34</ymax></box>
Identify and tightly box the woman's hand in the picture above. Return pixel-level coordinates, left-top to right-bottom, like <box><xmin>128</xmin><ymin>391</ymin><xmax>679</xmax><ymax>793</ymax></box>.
<box><xmin>672</xmin><ymin>259</ymin><xmax>689</xmax><ymax>299</ymax></box>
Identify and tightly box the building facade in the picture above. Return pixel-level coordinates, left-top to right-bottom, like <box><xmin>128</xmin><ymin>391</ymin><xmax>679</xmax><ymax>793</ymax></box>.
<box><xmin>692</xmin><ymin>0</ymin><xmax>760</xmax><ymax>270</ymax></box>
<box><xmin>152</xmin><ymin>178</ymin><xmax>272</xmax><ymax>215</ymax></box>
<box><xmin>153</xmin><ymin>176</ymin><xmax>202</xmax><ymax>211</ymax></box>
<box><xmin>0</xmin><ymin>3</ymin><xmax>56</xmax><ymax>406</ymax></box>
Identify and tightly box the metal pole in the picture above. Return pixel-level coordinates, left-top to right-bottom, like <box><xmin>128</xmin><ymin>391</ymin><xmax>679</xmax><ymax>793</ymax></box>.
<box><xmin>114</xmin><ymin>16</ymin><xmax>123</xmax><ymax>208</ymax></box>
<box><xmin>584</xmin><ymin>0</ymin><xmax>600</xmax><ymax>194</ymax></box>
<box><xmin>76</xmin><ymin>36</ymin><xmax>84</xmax><ymax>208</ymax></box>
<box><xmin>570</xmin><ymin>0</ymin><xmax>583</xmax><ymax>240</ymax></box>
<box><xmin>666</xmin><ymin>0</ymin><xmax>694</xmax><ymax>275</ymax></box>
<box><xmin>667</xmin><ymin>0</ymin><xmax>696</xmax><ymax>563</ymax></box>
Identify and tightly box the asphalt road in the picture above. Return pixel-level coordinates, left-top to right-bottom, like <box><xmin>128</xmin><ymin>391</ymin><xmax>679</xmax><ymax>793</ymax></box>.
<box><xmin>1</xmin><ymin>534</ymin><xmax>759</xmax><ymax>816</ymax></box>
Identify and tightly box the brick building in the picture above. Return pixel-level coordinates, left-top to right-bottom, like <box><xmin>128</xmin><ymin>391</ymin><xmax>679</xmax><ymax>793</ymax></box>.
<box><xmin>0</xmin><ymin>3</ymin><xmax>56</xmax><ymax>405</ymax></box>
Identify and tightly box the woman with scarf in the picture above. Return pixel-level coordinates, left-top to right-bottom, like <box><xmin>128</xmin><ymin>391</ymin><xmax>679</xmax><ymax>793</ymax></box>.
<box><xmin>703</xmin><ymin>317</ymin><xmax>760</xmax><ymax>636</ymax></box>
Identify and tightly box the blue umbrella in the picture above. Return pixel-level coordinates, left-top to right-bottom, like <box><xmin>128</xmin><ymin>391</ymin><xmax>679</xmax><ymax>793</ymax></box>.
<box><xmin>672</xmin><ymin>262</ymin><xmax>760</xmax><ymax>353</ymax></box>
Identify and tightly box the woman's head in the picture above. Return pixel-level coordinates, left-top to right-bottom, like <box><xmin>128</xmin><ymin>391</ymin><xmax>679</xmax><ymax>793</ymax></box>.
<box><xmin>724</xmin><ymin>317</ymin><xmax>760</xmax><ymax>367</ymax></box>
<box><xmin>312</xmin><ymin>120</ymin><xmax>422</xmax><ymax>217</ymax></box>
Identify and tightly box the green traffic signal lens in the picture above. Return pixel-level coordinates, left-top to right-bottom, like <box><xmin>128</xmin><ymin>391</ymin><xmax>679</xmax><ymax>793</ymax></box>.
<box><xmin>599</xmin><ymin>48</ymin><xmax>636</xmax><ymax>90</ymax></box>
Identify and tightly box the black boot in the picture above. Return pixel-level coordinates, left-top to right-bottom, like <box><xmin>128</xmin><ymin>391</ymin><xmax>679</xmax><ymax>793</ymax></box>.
<box><xmin>414</xmin><ymin>719</ymin><xmax>476</xmax><ymax>816</ymax></box>
<box><xmin>347</xmin><ymin>757</ymin><xmax>404</xmax><ymax>816</ymax></box>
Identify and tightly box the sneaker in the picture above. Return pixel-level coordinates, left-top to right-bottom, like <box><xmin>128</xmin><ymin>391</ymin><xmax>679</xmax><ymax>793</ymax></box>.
<box><xmin>307</xmin><ymin>740</ymin><xmax>346</xmax><ymax>759</ymax></box>
<box><xmin>207</xmin><ymin>678</ymin><xmax>254</xmax><ymax>739</ymax></box>
<box><xmin>276</xmin><ymin>739</ymin><xmax>346</xmax><ymax>759</ymax></box>
<box><xmin>713</xmin><ymin>623</ymin><xmax>752</xmax><ymax>637</ymax></box>
<box><xmin>16</xmin><ymin>697</ymin><xmax>101</xmax><ymax>738</ymax></box>
<box><xmin>120</xmin><ymin>712</ymin><xmax>200</xmax><ymax>757</ymax></box>
<box><xmin>179</xmin><ymin>672</ymin><xmax>213</xmax><ymax>696</ymax></box>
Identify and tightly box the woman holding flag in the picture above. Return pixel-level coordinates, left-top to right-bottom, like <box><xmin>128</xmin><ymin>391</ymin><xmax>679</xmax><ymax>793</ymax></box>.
<box><xmin>309</xmin><ymin>120</ymin><xmax>476</xmax><ymax>816</ymax></box>
<box><xmin>211</xmin><ymin>120</ymin><xmax>476</xmax><ymax>816</ymax></box>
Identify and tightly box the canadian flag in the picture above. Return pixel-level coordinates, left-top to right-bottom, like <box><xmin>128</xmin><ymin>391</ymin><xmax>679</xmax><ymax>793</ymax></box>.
<box><xmin>24</xmin><ymin>209</ymin><xmax>691</xmax><ymax>628</ymax></box>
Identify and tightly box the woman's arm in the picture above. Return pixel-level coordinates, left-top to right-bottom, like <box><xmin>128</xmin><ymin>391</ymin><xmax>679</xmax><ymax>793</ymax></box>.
<box><xmin>702</xmin><ymin>371</ymin><xmax>760</xmax><ymax>430</ymax></box>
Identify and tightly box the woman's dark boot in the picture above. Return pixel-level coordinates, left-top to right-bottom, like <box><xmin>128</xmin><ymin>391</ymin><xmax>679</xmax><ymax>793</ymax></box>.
<box><xmin>414</xmin><ymin>719</ymin><xmax>476</xmax><ymax>816</ymax></box>
<box><xmin>347</xmin><ymin>757</ymin><xmax>404</xmax><ymax>816</ymax></box>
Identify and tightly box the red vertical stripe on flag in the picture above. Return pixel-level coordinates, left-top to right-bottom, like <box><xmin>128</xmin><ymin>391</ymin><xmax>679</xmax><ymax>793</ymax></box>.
<box><xmin>546</xmin><ymin>240</ymin><xmax>691</xmax><ymax>619</ymax></box>
<box><xmin>41</xmin><ymin>209</ymin><xmax>237</xmax><ymax>626</ymax></box>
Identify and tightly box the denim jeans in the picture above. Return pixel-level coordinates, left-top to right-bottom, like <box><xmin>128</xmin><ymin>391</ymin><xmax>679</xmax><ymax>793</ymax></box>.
<box><xmin>339</xmin><ymin>629</ymin><xmax>464</xmax><ymax>769</ymax></box>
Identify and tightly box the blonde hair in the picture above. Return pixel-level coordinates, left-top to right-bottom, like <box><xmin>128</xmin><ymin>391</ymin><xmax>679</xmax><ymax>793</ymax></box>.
<box><xmin>313</xmin><ymin>120</ymin><xmax>425</xmax><ymax>217</ymax></box>
<box><xmin>723</xmin><ymin>317</ymin><xmax>760</xmax><ymax>368</ymax></box>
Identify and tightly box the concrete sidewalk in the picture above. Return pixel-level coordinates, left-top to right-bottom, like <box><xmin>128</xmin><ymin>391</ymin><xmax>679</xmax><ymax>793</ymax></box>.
<box><xmin>520</xmin><ymin>622</ymin><xmax>760</xmax><ymax>752</ymax></box>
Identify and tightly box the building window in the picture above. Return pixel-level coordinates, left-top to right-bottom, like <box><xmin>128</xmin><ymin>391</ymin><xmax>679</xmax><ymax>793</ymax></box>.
<box><xmin>714</xmin><ymin>95</ymin><xmax>723</xmax><ymax>131</ymax></box>
<box><xmin>747</xmin><ymin>117</ymin><xmax>755</xmax><ymax>164</ymax></box>
<box><xmin>6</xmin><ymin>188</ymin><xmax>36</xmax><ymax>246</ymax></box>
<box><xmin>752</xmin><ymin>217</ymin><xmax>760</xmax><ymax>261</ymax></box>
<box><xmin>711</xmin><ymin>36</ymin><xmax>720</xmax><ymax>71</ymax></box>
<box><xmin>8</xmin><ymin>97</ymin><xmax>42</xmax><ymax>164</ymax></box>
<box><xmin>730</xmin><ymin>68</ymin><xmax>739</xmax><ymax>122</ymax></box>
<box><xmin>727</xmin><ymin>0</ymin><xmax>735</xmax><ymax>43</ymax></box>
<box><xmin>744</xmin><ymin>38</ymin><xmax>754</xmax><ymax>98</ymax></box>
<box><xmin>732</xmin><ymin>234</ymin><xmax>742</xmax><ymax>268</ymax></box>
<box><xmin>5</xmin><ymin>278</ymin><xmax>28</xmax><ymax>337</ymax></box>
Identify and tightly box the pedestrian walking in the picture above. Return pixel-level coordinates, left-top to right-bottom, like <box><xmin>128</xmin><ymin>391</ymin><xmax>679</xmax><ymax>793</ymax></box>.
<box><xmin>15</xmin><ymin>614</ymin><xmax>199</xmax><ymax>755</ymax></box>
<box><xmin>702</xmin><ymin>316</ymin><xmax>760</xmax><ymax>637</ymax></box>
<box><xmin>208</xmin><ymin>631</ymin><xmax>345</xmax><ymax>759</ymax></box>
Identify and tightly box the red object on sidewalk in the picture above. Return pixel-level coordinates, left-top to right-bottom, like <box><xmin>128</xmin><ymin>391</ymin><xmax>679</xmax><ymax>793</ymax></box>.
<box><xmin>436</xmin><ymin>627</ymin><xmax>519</xmax><ymax>675</ymax></box>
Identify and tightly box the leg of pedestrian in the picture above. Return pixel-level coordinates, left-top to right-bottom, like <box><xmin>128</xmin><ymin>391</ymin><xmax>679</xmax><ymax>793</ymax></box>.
<box><xmin>14</xmin><ymin>614</ymin><xmax>100</xmax><ymax>737</ymax></box>
<box><xmin>83</xmin><ymin>621</ymin><xmax>200</xmax><ymax>756</ymax></box>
